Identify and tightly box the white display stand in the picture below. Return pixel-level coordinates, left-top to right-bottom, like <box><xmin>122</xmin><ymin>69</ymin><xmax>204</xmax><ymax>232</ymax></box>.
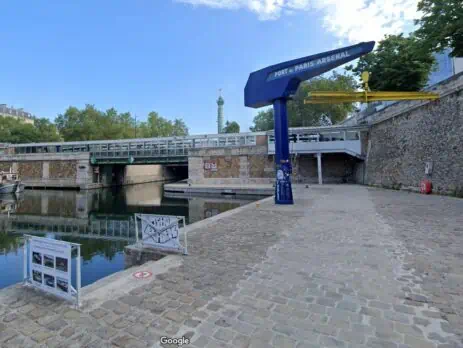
<box><xmin>23</xmin><ymin>235</ymin><xmax>81</xmax><ymax>307</ymax></box>
<box><xmin>135</xmin><ymin>214</ymin><xmax>187</xmax><ymax>255</ymax></box>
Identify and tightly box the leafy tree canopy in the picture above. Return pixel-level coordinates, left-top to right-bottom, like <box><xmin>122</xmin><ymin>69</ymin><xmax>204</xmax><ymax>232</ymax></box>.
<box><xmin>250</xmin><ymin>72</ymin><xmax>357</xmax><ymax>131</ymax></box>
<box><xmin>346</xmin><ymin>34</ymin><xmax>436</xmax><ymax>92</ymax></box>
<box><xmin>415</xmin><ymin>0</ymin><xmax>463</xmax><ymax>57</ymax></box>
<box><xmin>223</xmin><ymin>121</ymin><xmax>240</xmax><ymax>133</ymax></box>
<box><xmin>55</xmin><ymin>106</ymin><xmax>188</xmax><ymax>141</ymax></box>
<box><xmin>0</xmin><ymin>116</ymin><xmax>61</xmax><ymax>144</ymax></box>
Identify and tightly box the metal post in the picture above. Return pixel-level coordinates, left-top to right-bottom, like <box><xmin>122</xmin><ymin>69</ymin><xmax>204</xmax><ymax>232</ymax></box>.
<box><xmin>135</xmin><ymin>214</ymin><xmax>139</xmax><ymax>245</ymax></box>
<box><xmin>76</xmin><ymin>246</ymin><xmax>81</xmax><ymax>308</ymax></box>
<box><xmin>317</xmin><ymin>153</ymin><xmax>323</xmax><ymax>185</ymax></box>
<box><xmin>182</xmin><ymin>217</ymin><xmax>188</xmax><ymax>255</ymax></box>
<box><xmin>23</xmin><ymin>236</ymin><xmax>28</xmax><ymax>284</ymax></box>
<box><xmin>273</xmin><ymin>99</ymin><xmax>294</xmax><ymax>204</ymax></box>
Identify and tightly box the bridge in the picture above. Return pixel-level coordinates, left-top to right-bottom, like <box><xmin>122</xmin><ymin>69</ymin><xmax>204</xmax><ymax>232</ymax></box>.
<box><xmin>3</xmin><ymin>125</ymin><xmax>366</xmax><ymax>163</ymax></box>
<box><xmin>0</xmin><ymin>125</ymin><xmax>368</xmax><ymax>188</ymax></box>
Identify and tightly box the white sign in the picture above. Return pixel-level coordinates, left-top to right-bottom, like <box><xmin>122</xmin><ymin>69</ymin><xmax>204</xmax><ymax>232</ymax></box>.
<box><xmin>268</xmin><ymin>51</ymin><xmax>351</xmax><ymax>80</ymax></box>
<box><xmin>24</xmin><ymin>235</ymin><xmax>81</xmax><ymax>306</ymax></box>
<box><xmin>135</xmin><ymin>214</ymin><xmax>187</xmax><ymax>254</ymax></box>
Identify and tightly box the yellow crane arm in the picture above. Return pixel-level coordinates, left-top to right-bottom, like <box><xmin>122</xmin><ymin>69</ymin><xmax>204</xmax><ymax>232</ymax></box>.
<box><xmin>304</xmin><ymin>91</ymin><xmax>440</xmax><ymax>104</ymax></box>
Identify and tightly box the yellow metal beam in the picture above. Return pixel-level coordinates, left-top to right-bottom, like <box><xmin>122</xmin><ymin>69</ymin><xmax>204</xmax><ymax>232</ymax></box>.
<box><xmin>304</xmin><ymin>91</ymin><xmax>439</xmax><ymax>104</ymax></box>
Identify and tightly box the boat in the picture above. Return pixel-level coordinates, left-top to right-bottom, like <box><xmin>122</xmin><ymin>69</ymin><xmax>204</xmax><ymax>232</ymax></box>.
<box><xmin>0</xmin><ymin>169</ymin><xmax>24</xmax><ymax>194</ymax></box>
<box><xmin>0</xmin><ymin>193</ymin><xmax>22</xmax><ymax>214</ymax></box>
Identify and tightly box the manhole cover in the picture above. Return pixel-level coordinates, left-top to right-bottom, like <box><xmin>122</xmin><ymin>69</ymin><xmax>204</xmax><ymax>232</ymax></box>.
<box><xmin>133</xmin><ymin>271</ymin><xmax>152</xmax><ymax>279</ymax></box>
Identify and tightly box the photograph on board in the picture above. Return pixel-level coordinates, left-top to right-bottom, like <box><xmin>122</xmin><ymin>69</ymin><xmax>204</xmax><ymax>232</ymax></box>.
<box><xmin>44</xmin><ymin>255</ymin><xmax>55</xmax><ymax>269</ymax></box>
<box><xmin>32</xmin><ymin>252</ymin><xmax>42</xmax><ymax>265</ymax></box>
<box><xmin>56</xmin><ymin>277</ymin><xmax>69</xmax><ymax>293</ymax></box>
<box><xmin>32</xmin><ymin>270</ymin><xmax>42</xmax><ymax>283</ymax></box>
<box><xmin>44</xmin><ymin>274</ymin><xmax>55</xmax><ymax>288</ymax></box>
<box><xmin>56</xmin><ymin>257</ymin><xmax>68</xmax><ymax>273</ymax></box>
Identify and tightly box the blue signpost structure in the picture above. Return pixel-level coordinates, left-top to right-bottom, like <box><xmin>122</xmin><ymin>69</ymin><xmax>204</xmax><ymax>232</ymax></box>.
<box><xmin>245</xmin><ymin>41</ymin><xmax>375</xmax><ymax>204</ymax></box>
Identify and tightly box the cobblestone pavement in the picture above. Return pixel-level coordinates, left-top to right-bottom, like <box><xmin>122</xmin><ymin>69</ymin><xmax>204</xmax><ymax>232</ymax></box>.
<box><xmin>0</xmin><ymin>185</ymin><xmax>462</xmax><ymax>347</ymax></box>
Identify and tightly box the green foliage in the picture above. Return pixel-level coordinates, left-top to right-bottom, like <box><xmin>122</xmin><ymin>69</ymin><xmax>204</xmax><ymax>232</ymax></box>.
<box><xmin>223</xmin><ymin>121</ymin><xmax>240</xmax><ymax>133</ymax></box>
<box><xmin>346</xmin><ymin>34</ymin><xmax>436</xmax><ymax>92</ymax></box>
<box><xmin>415</xmin><ymin>0</ymin><xmax>463</xmax><ymax>57</ymax></box>
<box><xmin>138</xmin><ymin>112</ymin><xmax>189</xmax><ymax>138</ymax></box>
<box><xmin>55</xmin><ymin>106</ymin><xmax>188</xmax><ymax>141</ymax></box>
<box><xmin>0</xmin><ymin>116</ymin><xmax>61</xmax><ymax>144</ymax></box>
<box><xmin>249</xmin><ymin>72</ymin><xmax>357</xmax><ymax>131</ymax></box>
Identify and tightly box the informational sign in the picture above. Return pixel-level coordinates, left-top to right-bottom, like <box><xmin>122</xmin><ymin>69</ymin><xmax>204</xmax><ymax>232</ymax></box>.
<box><xmin>204</xmin><ymin>160</ymin><xmax>217</xmax><ymax>171</ymax></box>
<box><xmin>135</xmin><ymin>214</ymin><xmax>187</xmax><ymax>254</ymax></box>
<box><xmin>24</xmin><ymin>235</ymin><xmax>81</xmax><ymax>306</ymax></box>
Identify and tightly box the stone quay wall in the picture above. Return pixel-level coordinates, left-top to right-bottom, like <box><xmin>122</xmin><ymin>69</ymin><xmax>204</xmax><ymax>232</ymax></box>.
<box><xmin>188</xmin><ymin>145</ymin><xmax>356</xmax><ymax>185</ymax></box>
<box><xmin>0</xmin><ymin>153</ymin><xmax>93</xmax><ymax>189</ymax></box>
<box><xmin>362</xmin><ymin>72</ymin><xmax>463</xmax><ymax>195</ymax></box>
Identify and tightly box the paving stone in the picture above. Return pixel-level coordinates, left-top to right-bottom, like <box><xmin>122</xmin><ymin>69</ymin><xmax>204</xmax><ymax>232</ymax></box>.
<box><xmin>0</xmin><ymin>329</ymin><xmax>17</xmax><ymax>343</ymax></box>
<box><xmin>428</xmin><ymin>332</ymin><xmax>447</xmax><ymax>343</ymax></box>
<box><xmin>405</xmin><ymin>294</ymin><xmax>428</xmax><ymax>303</ymax></box>
<box><xmin>312</xmin><ymin>323</ymin><xmax>338</xmax><ymax>337</ymax></box>
<box><xmin>273</xmin><ymin>324</ymin><xmax>296</xmax><ymax>336</ymax></box>
<box><xmin>366</xmin><ymin>337</ymin><xmax>398</xmax><ymax>348</ymax></box>
<box><xmin>395</xmin><ymin>323</ymin><xmax>423</xmax><ymax>338</ymax></box>
<box><xmin>336</xmin><ymin>301</ymin><xmax>359</xmax><ymax>313</ymax></box>
<box><xmin>384</xmin><ymin>310</ymin><xmax>410</xmax><ymax>324</ymax></box>
<box><xmin>46</xmin><ymin>319</ymin><xmax>66</xmax><ymax>331</ymax></box>
<box><xmin>317</xmin><ymin>297</ymin><xmax>337</xmax><ymax>307</ymax></box>
<box><xmin>185</xmin><ymin>318</ymin><xmax>201</xmax><ymax>328</ymax></box>
<box><xmin>63</xmin><ymin>310</ymin><xmax>81</xmax><ymax>320</ymax></box>
<box><xmin>60</xmin><ymin>327</ymin><xmax>75</xmax><ymax>338</ymax></box>
<box><xmin>192</xmin><ymin>335</ymin><xmax>210</xmax><ymax>347</ymax></box>
<box><xmin>413</xmin><ymin>317</ymin><xmax>430</xmax><ymax>327</ymax></box>
<box><xmin>339</xmin><ymin>329</ymin><xmax>366</xmax><ymax>344</ymax></box>
<box><xmin>272</xmin><ymin>334</ymin><xmax>297</xmax><ymax>348</ymax></box>
<box><xmin>319</xmin><ymin>335</ymin><xmax>346</xmax><ymax>347</ymax></box>
<box><xmin>213</xmin><ymin>328</ymin><xmax>236</xmax><ymax>342</ymax></box>
<box><xmin>127</xmin><ymin>324</ymin><xmax>146</xmax><ymax>337</ymax></box>
<box><xmin>360</xmin><ymin>306</ymin><xmax>382</xmax><ymax>318</ymax></box>
<box><xmin>90</xmin><ymin>308</ymin><xmax>107</xmax><ymax>319</ymax></box>
<box><xmin>370</xmin><ymin>301</ymin><xmax>392</xmax><ymax>310</ymax></box>
<box><xmin>112</xmin><ymin>318</ymin><xmax>131</xmax><ymax>329</ymax></box>
<box><xmin>207</xmin><ymin>303</ymin><xmax>222</xmax><ymax>311</ymax></box>
<box><xmin>325</xmin><ymin>291</ymin><xmax>343</xmax><ymax>300</ymax></box>
<box><xmin>94</xmin><ymin>326</ymin><xmax>118</xmax><ymax>340</ymax></box>
<box><xmin>393</xmin><ymin>305</ymin><xmax>416</xmax><ymax>315</ymax></box>
<box><xmin>112</xmin><ymin>335</ymin><xmax>146</xmax><ymax>348</ymax></box>
<box><xmin>30</xmin><ymin>330</ymin><xmax>54</xmax><ymax>343</ymax></box>
<box><xmin>404</xmin><ymin>335</ymin><xmax>436</xmax><ymax>348</ymax></box>
<box><xmin>3</xmin><ymin>313</ymin><xmax>18</xmax><ymax>323</ymax></box>
<box><xmin>163</xmin><ymin>310</ymin><xmax>185</xmax><ymax>323</ymax></box>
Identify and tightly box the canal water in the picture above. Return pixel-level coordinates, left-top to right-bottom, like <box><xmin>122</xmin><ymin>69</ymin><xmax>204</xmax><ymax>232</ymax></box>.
<box><xmin>0</xmin><ymin>182</ymin><xmax>263</xmax><ymax>290</ymax></box>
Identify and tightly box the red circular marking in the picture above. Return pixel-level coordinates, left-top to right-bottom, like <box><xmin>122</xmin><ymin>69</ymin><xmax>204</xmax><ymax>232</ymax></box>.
<box><xmin>133</xmin><ymin>271</ymin><xmax>152</xmax><ymax>279</ymax></box>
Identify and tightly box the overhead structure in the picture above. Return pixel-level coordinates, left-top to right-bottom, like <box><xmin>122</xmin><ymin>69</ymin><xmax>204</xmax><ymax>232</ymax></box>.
<box><xmin>245</xmin><ymin>41</ymin><xmax>375</xmax><ymax>204</ymax></box>
<box><xmin>304</xmin><ymin>72</ymin><xmax>440</xmax><ymax>104</ymax></box>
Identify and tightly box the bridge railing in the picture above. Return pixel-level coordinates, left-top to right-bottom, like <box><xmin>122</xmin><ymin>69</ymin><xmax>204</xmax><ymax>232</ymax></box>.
<box><xmin>268</xmin><ymin>128</ymin><xmax>363</xmax><ymax>157</ymax></box>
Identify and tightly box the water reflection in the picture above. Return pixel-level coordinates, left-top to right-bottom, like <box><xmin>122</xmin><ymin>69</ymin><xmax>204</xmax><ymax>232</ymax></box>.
<box><xmin>0</xmin><ymin>182</ymin><xmax>262</xmax><ymax>289</ymax></box>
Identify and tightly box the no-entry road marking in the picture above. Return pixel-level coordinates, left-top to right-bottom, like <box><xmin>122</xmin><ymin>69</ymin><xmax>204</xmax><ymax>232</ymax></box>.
<box><xmin>133</xmin><ymin>271</ymin><xmax>152</xmax><ymax>279</ymax></box>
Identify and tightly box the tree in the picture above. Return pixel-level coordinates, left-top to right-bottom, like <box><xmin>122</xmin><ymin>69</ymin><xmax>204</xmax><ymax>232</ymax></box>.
<box><xmin>0</xmin><ymin>116</ymin><xmax>61</xmax><ymax>144</ymax></box>
<box><xmin>138</xmin><ymin>112</ymin><xmax>189</xmax><ymax>138</ymax></box>
<box><xmin>415</xmin><ymin>0</ymin><xmax>463</xmax><ymax>57</ymax></box>
<box><xmin>223</xmin><ymin>121</ymin><xmax>240</xmax><ymax>133</ymax></box>
<box><xmin>346</xmin><ymin>34</ymin><xmax>436</xmax><ymax>91</ymax></box>
<box><xmin>250</xmin><ymin>109</ymin><xmax>273</xmax><ymax>132</ymax></box>
<box><xmin>249</xmin><ymin>72</ymin><xmax>357</xmax><ymax>131</ymax></box>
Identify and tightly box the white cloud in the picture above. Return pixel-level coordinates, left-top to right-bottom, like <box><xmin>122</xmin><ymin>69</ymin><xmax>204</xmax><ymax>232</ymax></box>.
<box><xmin>175</xmin><ymin>0</ymin><xmax>420</xmax><ymax>42</ymax></box>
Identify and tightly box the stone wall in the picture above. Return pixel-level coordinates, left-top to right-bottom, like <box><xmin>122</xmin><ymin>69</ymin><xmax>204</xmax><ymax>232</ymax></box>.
<box><xmin>188</xmin><ymin>145</ymin><xmax>355</xmax><ymax>185</ymax></box>
<box><xmin>0</xmin><ymin>153</ymin><xmax>93</xmax><ymax>189</ymax></box>
<box><xmin>363</xmin><ymin>72</ymin><xmax>463</xmax><ymax>195</ymax></box>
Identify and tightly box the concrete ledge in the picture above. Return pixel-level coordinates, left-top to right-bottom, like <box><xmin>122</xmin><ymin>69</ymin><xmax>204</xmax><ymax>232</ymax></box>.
<box><xmin>164</xmin><ymin>183</ymin><xmax>274</xmax><ymax>196</ymax></box>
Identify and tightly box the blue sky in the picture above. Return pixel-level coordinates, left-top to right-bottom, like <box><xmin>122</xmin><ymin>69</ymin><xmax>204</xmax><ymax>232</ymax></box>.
<box><xmin>0</xmin><ymin>0</ymin><xmax>418</xmax><ymax>135</ymax></box>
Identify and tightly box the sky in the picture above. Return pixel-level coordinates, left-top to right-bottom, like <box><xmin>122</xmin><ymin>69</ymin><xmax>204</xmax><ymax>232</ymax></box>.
<box><xmin>0</xmin><ymin>0</ymin><xmax>420</xmax><ymax>135</ymax></box>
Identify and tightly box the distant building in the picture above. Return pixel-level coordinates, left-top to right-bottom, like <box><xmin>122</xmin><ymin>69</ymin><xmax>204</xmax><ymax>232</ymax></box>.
<box><xmin>0</xmin><ymin>104</ymin><xmax>35</xmax><ymax>124</ymax></box>
<box><xmin>427</xmin><ymin>49</ymin><xmax>463</xmax><ymax>86</ymax></box>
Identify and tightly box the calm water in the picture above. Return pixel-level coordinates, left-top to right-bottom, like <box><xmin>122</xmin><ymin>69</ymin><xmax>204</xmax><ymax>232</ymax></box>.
<box><xmin>0</xmin><ymin>182</ymin><xmax>262</xmax><ymax>289</ymax></box>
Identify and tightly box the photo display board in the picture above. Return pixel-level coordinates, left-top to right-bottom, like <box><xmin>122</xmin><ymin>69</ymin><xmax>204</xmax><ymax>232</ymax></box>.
<box><xmin>29</xmin><ymin>236</ymin><xmax>73</xmax><ymax>301</ymax></box>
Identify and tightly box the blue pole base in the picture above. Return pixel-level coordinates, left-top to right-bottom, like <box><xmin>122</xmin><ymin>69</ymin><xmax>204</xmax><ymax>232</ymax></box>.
<box><xmin>274</xmin><ymin>162</ymin><xmax>294</xmax><ymax>205</ymax></box>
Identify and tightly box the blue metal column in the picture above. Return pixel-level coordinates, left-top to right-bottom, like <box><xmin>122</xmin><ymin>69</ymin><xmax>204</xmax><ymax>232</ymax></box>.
<box><xmin>273</xmin><ymin>99</ymin><xmax>294</xmax><ymax>204</ymax></box>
